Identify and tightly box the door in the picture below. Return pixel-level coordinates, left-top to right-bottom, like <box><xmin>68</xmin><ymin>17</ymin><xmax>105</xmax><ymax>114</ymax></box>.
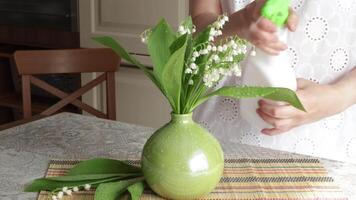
<box><xmin>79</xmin><ymin>0</ymin><xmax>188</xmax><ymax>128</ymax></box>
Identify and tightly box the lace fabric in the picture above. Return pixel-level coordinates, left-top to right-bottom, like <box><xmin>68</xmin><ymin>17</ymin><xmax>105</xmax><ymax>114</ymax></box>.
<box><xmin>195</xmin><ymin>0</ymin><xmax>356</xmax><ymax>163</ymax></box>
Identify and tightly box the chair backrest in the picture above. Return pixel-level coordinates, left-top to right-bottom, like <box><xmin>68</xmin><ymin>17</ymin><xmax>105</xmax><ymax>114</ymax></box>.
<box><xmin>15</xmin><ymin>48</ymin><xmax>118</xmax><ymax>74</ymax></box>
<box><xmin>14</xmin><ymin>48</ymin><xmax>120</xmax><ymax>120</ymax></box>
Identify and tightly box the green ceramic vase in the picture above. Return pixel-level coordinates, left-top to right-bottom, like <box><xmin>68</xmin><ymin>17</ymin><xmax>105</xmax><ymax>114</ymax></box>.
<box><xmin>141</xmin><ymin>113</ymin><xmax>224</xmax><ymax>200</ymax></box>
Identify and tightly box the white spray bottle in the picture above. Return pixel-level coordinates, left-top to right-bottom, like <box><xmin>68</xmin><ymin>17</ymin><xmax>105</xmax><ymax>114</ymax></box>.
<box><xmin>240</xmin><ymin>0</ymin><xmax>297</xmax><ymax>130</ymax></box>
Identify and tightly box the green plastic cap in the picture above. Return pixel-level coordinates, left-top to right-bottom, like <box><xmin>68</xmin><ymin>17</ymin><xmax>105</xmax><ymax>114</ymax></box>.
<box><xmin>261</xmin><ymin>0</ymin><xmax>291</xmax><ymax>27</ymax></box>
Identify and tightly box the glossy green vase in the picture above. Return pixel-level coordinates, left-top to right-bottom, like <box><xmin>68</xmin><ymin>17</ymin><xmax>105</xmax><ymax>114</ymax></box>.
<box><xmin>141</xmin><ymin>113</ymin><xmax>224</xmax><ymax>200</ymax></box>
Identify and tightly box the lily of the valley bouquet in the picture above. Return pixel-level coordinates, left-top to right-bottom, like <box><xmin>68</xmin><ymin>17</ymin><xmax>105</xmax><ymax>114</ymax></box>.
<box><xmin>95</xmin><ymin>16</ymin><xmax>303</xmax><ymax>114</ymax></box>
<box><xmin>25</xmin><ymin>15</ymin><xmax>304</xmax><ymax>200</ymax></box>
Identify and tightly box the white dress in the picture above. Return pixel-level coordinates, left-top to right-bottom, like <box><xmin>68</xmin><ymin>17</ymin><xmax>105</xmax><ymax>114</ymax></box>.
<box><xmin>194</xmin><ymin>0</ymin><xmax>356</xmax><ymax>163</ymax></box>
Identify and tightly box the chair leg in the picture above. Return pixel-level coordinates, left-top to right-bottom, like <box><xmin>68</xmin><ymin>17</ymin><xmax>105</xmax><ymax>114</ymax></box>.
<box><xmin>22</xmin><ymin>75</ymin><xmax>32</xmax><ymax>119</ymax></box>
<box><xmin>106</xmin><ymin>72</ymin><xmax>116</xmax><ymax>120</ymax></box>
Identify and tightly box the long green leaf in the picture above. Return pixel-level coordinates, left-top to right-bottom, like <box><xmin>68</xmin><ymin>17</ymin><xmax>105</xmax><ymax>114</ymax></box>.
<box><xmin>92</xmin><ymin>36</ymin><xmax>163</xmax><ymax>93</ymax></box>
<box><xmin>127</xmin><ymin>181</ymin><xmax>146</xmax><ymax>200</ymax></box>
<box><xmin>170</xmin><ymin>34</ymin><xmax>193</xmax><ymax>109</ymax></box>
<box><xmin>162</xmin><ymin>39</ymin><xmax>188</xmax><ymax>113</ymax></box>
<box><xmin>169</xmin><ymin>16</ymin><xmax>192</xmax><ymax>54</ymax></box>
<box><xmin>148</xmin><ymin>19</ymin><xmax>176</xmax><ymax>81</ymax></box>
<box><xmin>67</xmin><ymin>158</ymin><xmax>141</xmax><ymax>176</ymax></box>
<box><xmin>47</xmin><ymin>173</ymin><xmax>141</xmax><ymax>182</ymax></box>
<box><xmin>193</xmin><ymin>86</ymin><xmax>305</xmax><ymax>111</ymax></box>
<box><xmin>94</xmin><ymin>177</ymin><xmax>144</xmax><ymax>200</ymax></box>
<box><xmin>169</xmin><ymin>34</ymin><xmax>188</xmax><ymax>54</ymax></box>
<box><xmin>193</xmin><ymin>26</ymin><xmax>211</xmax><ymax>47</ymax></box>
<box><xmin>24</xmin><ymin>176</ymin><xmax>122</xmax><ymax>192</ymax></box>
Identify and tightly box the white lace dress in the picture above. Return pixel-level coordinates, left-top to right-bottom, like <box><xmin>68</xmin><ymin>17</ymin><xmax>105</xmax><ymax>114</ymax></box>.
<box><xmin>194</xmin><ymin>0</ymin><xmax>356</xmax><ymax>163</ymax></box>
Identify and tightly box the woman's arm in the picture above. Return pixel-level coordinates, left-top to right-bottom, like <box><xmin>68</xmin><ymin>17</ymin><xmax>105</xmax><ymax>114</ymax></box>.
<box><xmin>257</xmin><ymin>67</ymin><xmax>356</xmax><ymax>135</ymax></box>
<box><xmin>334</xmin><ymin>67</ymin><xmax>356</xmax><ymax>106</ymax></box>
<box><xmin>190</xmin><ymin>0</ymin><xmax>298</xmax><ymax>54</ymax></box>
<box><xmin>189</xmin><ymin>0</ymin><xmax>222</xmax><ymax>33</ymax></box>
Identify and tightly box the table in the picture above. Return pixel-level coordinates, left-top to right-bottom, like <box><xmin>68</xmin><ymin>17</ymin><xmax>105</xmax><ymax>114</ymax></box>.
<box><xmin>0</xmin><ymin>113</ymin><xmax>355</xmax><ymax>199</ymax></box>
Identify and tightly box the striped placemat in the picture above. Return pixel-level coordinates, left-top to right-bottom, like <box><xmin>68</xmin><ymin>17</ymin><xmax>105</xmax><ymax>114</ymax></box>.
<box><xmin>38</xmin><ymin>159</ymin><xmax>347</xmax><ymax>200</ymax></box>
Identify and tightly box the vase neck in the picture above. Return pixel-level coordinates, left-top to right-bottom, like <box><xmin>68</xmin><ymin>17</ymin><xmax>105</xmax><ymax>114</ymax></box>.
<box><xmin>171</xmin><ymin>113</ymin><xmax>193</xmax><ymax>124</ymax></box>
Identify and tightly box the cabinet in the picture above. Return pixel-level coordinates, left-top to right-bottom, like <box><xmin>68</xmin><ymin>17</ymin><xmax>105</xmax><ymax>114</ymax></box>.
<box><xmin>79</xmin><ymin>0</ymin><xmax>188</xmax><ymax>128</ymax></box>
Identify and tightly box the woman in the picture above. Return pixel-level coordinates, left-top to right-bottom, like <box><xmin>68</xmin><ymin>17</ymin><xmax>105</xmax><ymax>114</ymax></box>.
<box><xmin>191</xmin><ymin>0</ymin><xmax>356</xmax><ymax>163</ymax></box>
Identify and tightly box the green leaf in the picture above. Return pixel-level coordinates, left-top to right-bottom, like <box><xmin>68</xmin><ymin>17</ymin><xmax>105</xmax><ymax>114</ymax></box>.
<box><xmin>47</xmin><ymin>173</ymin><xmax>141</xmax><ymax>182</ymax></box>
<box><xmin>148</xmin><ymin>19</ymin><xmax>177</xmax><ymax>81</ymax></box>
<box><xmin>92</xmin><ymin>36</ymin><xmax>164</xmax><ymax>93</ymax></box>
<box><xmin>193</xmin><ymin>86</ymin><xmax>305</xmax><ymax>111</ymax></box>
<box><xmin>24</xmin><ymin>176</ymin><xmax>122</xmax><ymax>192</ymax></box>
<box><xmin>193</xmin><ymin>26</ymin><xmax>211</xmax><ymax>47</ymax></box>
<box><xmin>192</xmin><ymin>26</ymin><xmax>211</xmax><ymax>67</ymax></box>
<box><xmin>94</xmin><ymin>177</ymin><xmax>144</xmax><ymax>200</ymax></box>
<box><xmin>127</xmin><ymin>181</ymin><xmax>146</xmax><ymax>200</ymax></box>
<box><xmin>263</xmin><ymin>88</ymin><xmax>306</xmax><ymax>111</ymax></box>
<box><xmin>181</xmin><ymin>16</ymin><xmax>193</xmax><ymax>30</ymax></box>
<box><xmin>170</xmin><ymin>34</ymin><xmax>193</xmax><ymax>63</ymax></box>
<box><xmin>67</xmin><ymin>158</ymin><xmax>141</xmax><ymax>176</ymax></box>
<box><xmin>162</xmin><ymin>38</ymin><xmax>188</xmax><ymax>113</ymax></box>
<box><xmin>92</xmin><ymin>36</ymin><xmax>146</xmax><ymax>72</ymax></box>
<box><xmin>169</xmin><ymin>17</ymin><xmax>192</xmax><ymax>54</ymax></box>
<box><xmin>169</xmin><ymin>34</ymin><xmax>188</xmax><ymax>54</ymax></box>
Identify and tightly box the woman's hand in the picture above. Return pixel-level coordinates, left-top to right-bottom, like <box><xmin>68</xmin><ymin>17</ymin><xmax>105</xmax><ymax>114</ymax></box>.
<box><xmin>240</xmin><ymin>0</ymin><xmax>298</xmax><ymax>55</ymax></box>
<box><xmin>256</xmin><ymin>79</ymin><xmax>354</xmax><ymax>135</ymax></box>
<box><xmin>190</xmin><ymin>0</ymin><xmax>298</xmax><ymax>55</ymax></box>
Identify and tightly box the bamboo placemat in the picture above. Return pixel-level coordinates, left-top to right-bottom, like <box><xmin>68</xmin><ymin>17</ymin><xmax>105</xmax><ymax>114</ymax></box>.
<box><xmin>38</xmin><ymin>159</ymin><xmax>347</xmax><ymax>200</ymax></box>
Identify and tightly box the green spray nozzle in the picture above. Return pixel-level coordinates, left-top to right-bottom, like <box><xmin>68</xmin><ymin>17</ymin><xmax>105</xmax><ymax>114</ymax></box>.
<box><xmin>261</xmin><ymin>0</ymin><xmax>291</xmax><ymax>27</ymax></box>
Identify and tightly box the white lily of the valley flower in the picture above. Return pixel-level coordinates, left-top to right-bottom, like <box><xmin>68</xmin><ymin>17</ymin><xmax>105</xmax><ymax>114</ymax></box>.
<box><xmin>62</xmin><ymin>187</ymin><xmax>68</xmax><ymax>192</ymax></box>
<box><xmin>212</xmin><ymin>54</ymin><xmax>220</xmax><ymax>62</ymax></box>
<box><xmin>210</xmin><ymin>28</ymin><xmax>216</xmax><ymax>36</ymax></box>
<box><xmin>188</xmin><ymin>79</ymin><xmax>194</xmax><ymax>85</ymax></box>
<box><xmin>232</xmin><ymin>64</ymin><xmax>242</xmax><ymax>77</ymax></box>
<box><xmin>141</xmin><ymin>37</ymin><xmax>147</xmax><ymax>44</ymax></box>
<box><xmin>73</xmin><ymin>186</ymin><xmax>79</xmax><ymax>192</ymax></box>
<box><xmin>140</xmin><ymin>29</ymin><xmax>151</xmax><ymax>44</ymax></box>
<box><xmin>178</xmin><ymin>25</ymin><xmax>191</xmax><ymax>35</ymax></box>
<box><xmin>229</xmin><ymin>41</ymin><xmax>238</xmax><ymax>50</ymax></box>
<box><xmin>241</xmin><ymin>45</ymin><xmax>248</xmax><ymax>54</ymax></box>
<box><xmin>190</xmin><ymin>63</ymin><xmax>197</xmax><ymax>70</ymax></box>
<box><xmin>200</xmin><ymin>49</ymin><xmax>209</xmax><ymax>55</ymax></box>
<box><xmin>218</xmin><ymin>68</ymin><xmax>227</xmax><ymax>75</ymax></box>
<box><xmin>192</xmin><ymin>25</ymin><xmax>197</xmax><ymax>33</ymax></box>
<box><xmin>57</xmin><ymin>191</ymin><xmax>64</xmax><ymax>199</ymax></box>
<box><xmin>192</xmin><ymin>51</ymin><xmax>199</xmax><ymax>58</ymax></box>
<box><xmin>65</xmin><ymin>190</ymin><xmax>72</xmax><ymax>196</ymax></box>
<box><xmin>84</xmin><ymin>184</ymin><xmax>91</xmax><ymax>191</ymax></box>
<box><xmin>194</xmin><ymin>68</ymin><xmax>199</xmax><ymax>74</ymax></box>
<box><xmin>232</xmin><ymin>50</ymin><xmax>239</xmax><ymax>56</ymax></box>
<box><xmin>250</xmin><ymin>47</ymin><xmax>256</xmax><ymax>56</ymax></box>
<box><xmin>185</xmin><ymin>68</ymin><xmax>193</xmax><ymax>74</ymax></box>
<box><xmin>178</xmin><ymin>25</ymin><xmax>185</xmax><ymax>34</ymax></box>
<box><xmin>222</xmin><ymin>44</ymin><xmax>228</xmax><ymax>51</ymax></box>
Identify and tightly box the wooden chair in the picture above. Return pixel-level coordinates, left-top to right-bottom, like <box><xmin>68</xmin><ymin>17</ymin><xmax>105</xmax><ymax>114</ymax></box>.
<box><xmin>14</xmin><ymin>48</ymin><xmax>120</xmax><ymax>120</ymax></box>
